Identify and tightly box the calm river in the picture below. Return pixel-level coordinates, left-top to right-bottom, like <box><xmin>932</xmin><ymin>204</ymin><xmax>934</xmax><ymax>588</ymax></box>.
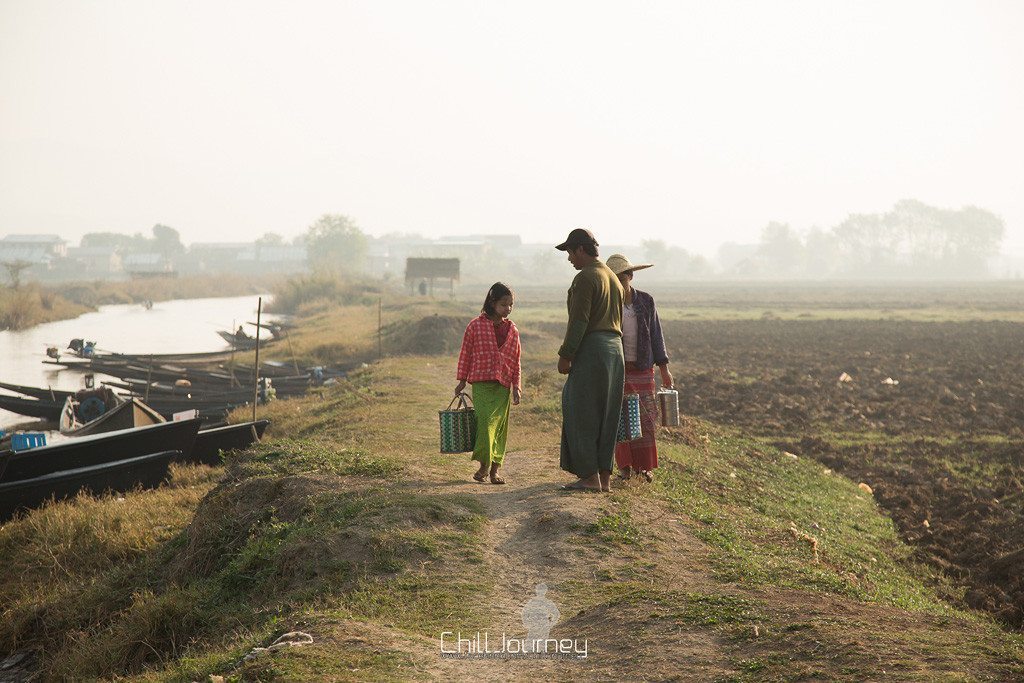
<box><xmin>0</xmin><ymin>295</ymin><xmax>275</xmax><ymax>428</ymax></box>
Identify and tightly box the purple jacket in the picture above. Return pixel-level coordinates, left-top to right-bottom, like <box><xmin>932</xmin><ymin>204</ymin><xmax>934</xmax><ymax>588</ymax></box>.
<box><xmin>628</xmin><ymin>288</ymin><xmax>669</xmax><ymax>370</ymax></box>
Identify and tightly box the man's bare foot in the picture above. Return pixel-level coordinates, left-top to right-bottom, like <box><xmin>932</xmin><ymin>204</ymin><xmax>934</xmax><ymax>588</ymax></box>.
<box><xmin>599</xmin><ymin>470</ymin><xmax>612</xmax><ymax>492</ymax></box>
<box><xmin>560</xmin><ymin>473</ymin><xmax>601</xmax><ymax>492</ymax></box>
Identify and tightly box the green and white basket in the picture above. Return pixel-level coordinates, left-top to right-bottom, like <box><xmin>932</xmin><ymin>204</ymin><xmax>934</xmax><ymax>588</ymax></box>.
<box><xmin>439</xmin><ymin>393</ymin><xmax>477</xmax><ymax>453</ymax></box>
<box><xmin>616</xmin><ymin>393</ymin><xmax>643</xmax><ymax>443</ymax></box>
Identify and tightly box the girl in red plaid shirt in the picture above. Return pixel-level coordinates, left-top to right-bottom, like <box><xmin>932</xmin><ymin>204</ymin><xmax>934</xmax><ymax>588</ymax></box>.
<box><xmin>454</xmin><ymin>282</ymin><xmax>522</xmax><ymax>484</ymax></box>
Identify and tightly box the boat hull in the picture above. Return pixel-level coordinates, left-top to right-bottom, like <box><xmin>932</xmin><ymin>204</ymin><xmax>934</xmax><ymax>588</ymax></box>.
<box><xmin>0</xmin><ymin>449</ymin><xmax>177</xmax><ymax>522</ymax></box>
<box><xmin>0</xmin><ymin>418</ymin><xmax>202</xmax><ymax>484</ymax></box>
<box><xmin>189</xmin><ymin>419</ymin><xmax>270</xmax><ymax>465</ymax></box>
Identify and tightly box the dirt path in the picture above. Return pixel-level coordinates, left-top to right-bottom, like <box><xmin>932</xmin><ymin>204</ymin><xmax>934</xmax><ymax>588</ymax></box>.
<box><xmin>412</xmin><ymin>443</ymin><xmax>734</xmax><ymax>681</ymax></box>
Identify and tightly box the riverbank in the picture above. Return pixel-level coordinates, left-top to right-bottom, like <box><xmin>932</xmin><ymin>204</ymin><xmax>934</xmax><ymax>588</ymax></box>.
<box><xmin>0</xmin><ymin>285</ymin><xmax>89</xmax><ymax>331</ymax></box>
<box><xmin>0</xmin><ymin>274</ymin><xmax>275</xmax><ymax>331</ymax></box>
<box><xmin>1</xmin><ymin>295</ymin><xmax>1022</xmax><ymax>680</ymax></box>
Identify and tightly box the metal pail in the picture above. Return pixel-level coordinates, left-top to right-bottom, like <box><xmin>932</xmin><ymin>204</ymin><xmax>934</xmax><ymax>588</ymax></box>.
<box><xmin>657</xmin><ymin>388</ymin><xmax>680</xmax><ymax>427</ymax></box>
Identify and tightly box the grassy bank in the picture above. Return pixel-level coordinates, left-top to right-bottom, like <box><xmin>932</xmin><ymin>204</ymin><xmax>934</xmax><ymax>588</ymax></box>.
<box><xmin>1</xmin><ymin>295</ymin><xmax>1023</xmax><ymax>680</ymax></box>
<box><xmin>0</xmin><ymin>285</ymin><xmax>90</xmax><ymax>330</ymax></box>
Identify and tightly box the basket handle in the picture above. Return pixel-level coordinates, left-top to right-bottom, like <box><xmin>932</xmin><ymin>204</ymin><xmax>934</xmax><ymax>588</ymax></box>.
<box><xmin>446</xmin><ymin>392</ymin><xmax>473</xmax><ymax>410</ymax></box>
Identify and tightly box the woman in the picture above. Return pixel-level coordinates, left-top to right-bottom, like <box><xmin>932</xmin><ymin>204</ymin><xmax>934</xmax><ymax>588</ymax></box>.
<box><xmin>606</xmin><ymin>253</ymin><xmax>672</xmax><ymax>482</ymax></box>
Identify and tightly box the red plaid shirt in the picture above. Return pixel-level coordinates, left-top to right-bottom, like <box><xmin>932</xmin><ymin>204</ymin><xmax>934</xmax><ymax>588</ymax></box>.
<box><xmin>456</xmin><ymin>314</ymin><xmax>522</xmax><ymax>390</ymax></box>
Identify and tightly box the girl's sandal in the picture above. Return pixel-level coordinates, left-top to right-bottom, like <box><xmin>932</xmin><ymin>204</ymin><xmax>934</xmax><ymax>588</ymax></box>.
<box><xmin>490</xmin><ymin>476</ymin><xmax>507</xmax><ymax>485</ymax></box>
<box><xmin>642</xmin><ymin>471</ymin><xmax>654</xmax><ymax>483</ymax></box>
<box><xmin>473</xmin><ymin>472</ymin><xmax>487</xmax><ymax>483</ymax></box>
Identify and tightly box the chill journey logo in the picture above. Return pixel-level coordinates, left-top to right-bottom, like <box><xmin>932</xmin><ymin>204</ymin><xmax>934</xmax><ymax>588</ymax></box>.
<box><xmin>440</xmin><ymin>583</ymin><xmax>588</xmax><ymax>659</ymax></box>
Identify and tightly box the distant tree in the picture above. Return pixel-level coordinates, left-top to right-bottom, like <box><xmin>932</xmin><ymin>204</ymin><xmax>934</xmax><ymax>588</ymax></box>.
<box><xmin>255</xmin><ymin>232</ymin><xmax>284</xmax><ymax>247</ymax></box>
<box><xmin>803</xmin><ymin>227</ymin><xmax>841</xmax><ymax>278</ymax></box>
<box><xmin>833</xmin><ymin>212</ymin><xmax>897</xmax><ymax>276</ymax></box>
<box><xmin>716</xmin><ymin>241</ymin><xmax>759</xmax><ymax>275</ymax></box>
<box><xmin>640</xmin><ymin>239</ymin><xmax>710</xmax><ymax>280</ymax></box>
<box><xmin>754</xmin><ymin>222</ymin><xmax>805</xmax><ymax>275</ymax></box>
<box><xmin>2</xmin><ymin>260</ymin><xmax>32</xmax><ymax>289</ymax></box>
<box><xmin>305</xmin><ymin>214</ymin><xmax>368</xmax><ymax>274</ymax></box>
<box><xmin>833</xmin><ymin>200</ymin><xmax>1004</xmax><ymax>278</ymax></box>
<box><xmin>151</xmin><ymin>224</ymin><xmax>185</xmax><ymax>258</ymax></box>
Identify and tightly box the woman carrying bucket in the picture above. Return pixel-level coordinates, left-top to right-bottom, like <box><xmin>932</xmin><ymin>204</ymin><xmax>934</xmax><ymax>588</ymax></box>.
<box><xmin>606</xmin><ymin>254</ymin><xmax>672</xmax><ymax>483</ymax></box>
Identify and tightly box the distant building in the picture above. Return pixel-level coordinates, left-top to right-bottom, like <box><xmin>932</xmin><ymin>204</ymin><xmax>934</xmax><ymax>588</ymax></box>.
<box><xmin>123</xmin><ymin>253</ymin><xmax>176</xmax><ymax>278</ymax></box>
<box><xmin>67</xmin><ymin>246</ymin><xmax>123</xmax><ymax>278</ymax></box>
<box><xmin>184</xmin><ymin>242</ymin><xmax>308</xmax><ymax>275</ymax></box>
<box><xmin>405</xmin><ymin>257</ymin><xmax>460</xmax><ymax>296</ymax></box>
<box><xmin>0</xmin><ymin>234</ymin><xmax>68</xmax><ymax>264</ymax></box>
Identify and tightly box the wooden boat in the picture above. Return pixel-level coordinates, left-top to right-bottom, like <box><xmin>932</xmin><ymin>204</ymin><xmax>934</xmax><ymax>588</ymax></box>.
<box><xmin>0</xmin><ymin>449</ymin><xmax>178</xmax><ymax>522</ymax></box>
<box><xmin>0</xmin><ymin>393</ymin><xmax>63</xmax><ymax>421</ymax></box>
<box><xmin>58</xmin><ymin>387</ymin><xmax>125</xmax><ymax>435</ymax></box>
<box><xmin>217</xmin><ymin>330</ymin><xmax>262</xmax><ymax>350</ymax></box>
<box><xmin>0</xmin><ymin>381</ymin><xmax>75</xmax><ymax>402</ymax></box>
<box><xmin>0</xmin><ymin>417</ymin><xmax>202</xmax><ymax>484</ymax></box>
<box><xmin>102</xmin><ymin>349</ymin><xmax>242</xmax><ymax>364</ymax></box>
<box><xmin>61</xmin><ymin>396</ymin><xmax>166</xmax><ymax>437</ymax></box>
<box><xmin>189</xmin><ymin>419</ymin><xmax>270</xmax><ymax>466</ymax></box>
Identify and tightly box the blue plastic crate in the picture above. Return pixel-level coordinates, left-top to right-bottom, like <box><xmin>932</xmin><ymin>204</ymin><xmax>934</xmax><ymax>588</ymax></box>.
<box><xmin>11</xmin><ymin>432</ymin><xmax>47</xmax><ymax>452</ymax></box>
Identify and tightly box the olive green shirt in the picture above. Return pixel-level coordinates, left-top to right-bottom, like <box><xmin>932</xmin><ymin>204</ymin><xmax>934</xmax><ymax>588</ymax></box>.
<box><xmin>558</xmin><ymin>260</ymin><xmax>624</xmax><ymax>360</ymax></box>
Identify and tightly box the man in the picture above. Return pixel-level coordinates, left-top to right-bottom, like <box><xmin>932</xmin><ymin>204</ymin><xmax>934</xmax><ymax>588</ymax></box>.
<box><xmin>555</xmin><ymin>228</ymin><xmax>625</xmax><ymax>492</ymax></box>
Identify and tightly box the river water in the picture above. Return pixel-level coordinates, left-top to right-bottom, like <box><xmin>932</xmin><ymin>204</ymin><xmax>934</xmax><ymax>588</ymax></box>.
<box><xmin>0</xmin><ymin>295</ymin><xmax>275</xmax><ymax>428</ymax></box>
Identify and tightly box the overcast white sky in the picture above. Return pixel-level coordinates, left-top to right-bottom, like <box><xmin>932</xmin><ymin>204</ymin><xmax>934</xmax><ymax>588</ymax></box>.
<box><xmin>1</xmin><ymin>0</ymin><xmax>1022</xmax><ymax>256</ymax></box>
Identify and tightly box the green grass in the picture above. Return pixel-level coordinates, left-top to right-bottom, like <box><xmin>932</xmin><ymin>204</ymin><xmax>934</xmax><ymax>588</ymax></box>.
<box><xmin>651</xmin><ymin>426</ymin><xmax>952</xmax><ymax>612</ymax></box>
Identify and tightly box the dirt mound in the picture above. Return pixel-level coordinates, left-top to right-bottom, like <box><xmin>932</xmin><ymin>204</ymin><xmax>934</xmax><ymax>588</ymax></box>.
<box><xmin>385</xmin><ymin>314</ymin><xmax>466</xmax><ymax>355</ymax></box>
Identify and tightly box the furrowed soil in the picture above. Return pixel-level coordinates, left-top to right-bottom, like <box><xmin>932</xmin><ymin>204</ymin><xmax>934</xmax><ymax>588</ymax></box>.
<box><xmin>647</xmin><ymin>318</ymin><xmax>1024</xmax><ymax>630</ymax></box>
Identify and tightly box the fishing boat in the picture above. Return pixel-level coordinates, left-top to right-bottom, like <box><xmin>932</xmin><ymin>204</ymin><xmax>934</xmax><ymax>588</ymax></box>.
<box><xmin>0</xmin><ymin>449</ymin><xmax>178</xmax><ymax>522</ymax></box>
<box><xmin>0</xmin><ymin>381</ymin><xmax>75</xmax><ymax>402</ymax></box>
<box><xmin>58</xmin><ymin>387</ymin><xmax>124</xmax><ymax>434</ymax></box>
<box><xmin>0</xmin><ymin>393</ymin><xmax>63</xmax><ymax>421</ymax></box>
<box><xmin>190</xmin><ymin>419</ymin><xmax>270</xmax><ymax>465</ymax></box>
<box><xmin>217</xmin><ymin>330</ymin><xmax>262</xmax><ymax>350</ymax></box>
<box><xmin>60</xmin><ymin>395</ymin><xmax>165</xmax><ymax>437</ymax></box>
<box><xmin>0</xmin><ymin>417</ymin><xmax>203</xmax><ymax>484</ymax></box>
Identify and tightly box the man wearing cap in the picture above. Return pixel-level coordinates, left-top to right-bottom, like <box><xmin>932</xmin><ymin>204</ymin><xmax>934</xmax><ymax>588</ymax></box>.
<box><xmin>555</xmin><ymin>228</ymin><xmax>625</xmax><ymax>492</ymax></box>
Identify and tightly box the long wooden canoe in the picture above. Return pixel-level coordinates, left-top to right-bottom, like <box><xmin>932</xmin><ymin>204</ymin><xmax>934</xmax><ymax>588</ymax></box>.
<box><xmin>0</xmin><ymin>418</ymin><xmax>202</xmax><ymax>484</ymax></box>
<box><xmin>0</xmin><ymin>449</ymin><xmax>178</xmax><ymax>522</ymax></box>
<box><xmin>189</xmin><ymin>419</ymin><xmax>270</xmax><ymax>466</ymax></box>
<box><xmin>0</xmin><ymin>394</ymin><xmax>63</xmax><ymax>420</ymax></box>
<box><xmin>61</xmin><ymin>397</ymin><xmax>166</xmax><ymax>437</ymax></box>
<box><xmin>0</xmin><ymin>381</ymin><xmax>75</xmax><ymax>402</ymax></box>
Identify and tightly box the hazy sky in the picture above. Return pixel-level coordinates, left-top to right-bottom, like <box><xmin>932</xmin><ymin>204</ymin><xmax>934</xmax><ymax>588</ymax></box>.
<box><xmin>2</xmin><ymin>0</ymin><xmax>1022</xmax><ymax>256</ymax></box>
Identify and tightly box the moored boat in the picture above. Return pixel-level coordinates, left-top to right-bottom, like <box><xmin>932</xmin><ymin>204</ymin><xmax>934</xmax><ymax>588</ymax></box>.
<box><xmin>190</xmin><ymin>419</ymin><xmax>270</xmax><ymax>465</ymax></box>
<box><xmin>0</xmin><ymin>449</ymin><xmax>178</xmax><ymax>522</ymax></box>
<box><xmin>58</xmin><ymin>387</ymin><xmax>126</xmax><ymax>435</ymax></box>
<box><xmin>0</xmin><ymin>381</ymin><xmax>75</xmax><ymax>402</ymax></box>
<box><xmin>0</xmin><ymin>393</ymin><xmax>63</xmax><ymax>421</ymax></box>
<box><xmin>0</xmin><ymin>418</ymin><xmax>203</xmax><ymax>484</ymax></box>
<box><xmin>60</xmin><ymin>396</ymin><xmax>166</xmax><ymax>437</ymax></box>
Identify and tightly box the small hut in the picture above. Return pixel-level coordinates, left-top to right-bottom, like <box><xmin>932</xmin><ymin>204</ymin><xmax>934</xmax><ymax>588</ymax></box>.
<box><xmin>405</xmin><ymin>257</ymin><xmax>460</xmax><ymax>296</ymax></box>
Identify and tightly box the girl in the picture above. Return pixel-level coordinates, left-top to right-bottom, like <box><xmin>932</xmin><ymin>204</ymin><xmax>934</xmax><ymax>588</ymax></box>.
<box><xmin>454</xmin><ymin>282</ymin><xmax>522</xmax><ymax>484</ymax></box>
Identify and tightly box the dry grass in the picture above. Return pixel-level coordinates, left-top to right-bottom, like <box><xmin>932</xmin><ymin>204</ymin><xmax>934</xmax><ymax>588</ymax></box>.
<box><xmin>0</xmin><ymin>285</ymin><xmax>88</xmax><ymax>330</ymax></box>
